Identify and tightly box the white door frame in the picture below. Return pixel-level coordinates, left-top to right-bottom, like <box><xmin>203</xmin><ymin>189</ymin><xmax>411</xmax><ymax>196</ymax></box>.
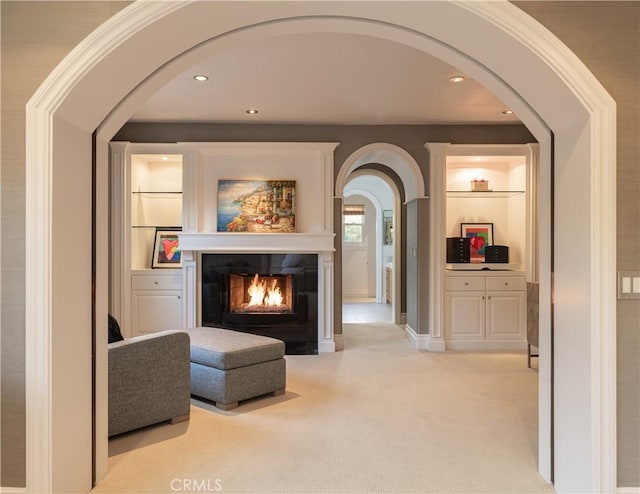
<box><xmin>25</xmin><ymin>2</ymin><xmax>616</xmax><ymax>492</ymax></box>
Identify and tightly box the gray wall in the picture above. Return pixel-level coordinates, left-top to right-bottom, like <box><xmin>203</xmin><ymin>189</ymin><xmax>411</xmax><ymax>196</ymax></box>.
<box><xmin>515</xmin><ymin>3</ymin><xmax>640</xmax><ymax>486</ymax></box>
<box><xmin>1</xmin><ymin>1</ymin><xmax>638</xmax><ymax>488</ymax></box>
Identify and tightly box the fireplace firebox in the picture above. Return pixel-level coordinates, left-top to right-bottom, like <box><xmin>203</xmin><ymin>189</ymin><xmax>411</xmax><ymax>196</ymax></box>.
<box><xmin>201</xmin><ymin>254</ymin><xmax>318</xmax><ymax>354</ymax></box>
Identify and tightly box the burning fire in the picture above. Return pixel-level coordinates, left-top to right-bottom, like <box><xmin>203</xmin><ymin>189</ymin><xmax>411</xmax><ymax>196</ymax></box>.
<box><xmin>247</xmin><ymin>274</ymin><xmax>283</xmax><ymax>307</ymax></box>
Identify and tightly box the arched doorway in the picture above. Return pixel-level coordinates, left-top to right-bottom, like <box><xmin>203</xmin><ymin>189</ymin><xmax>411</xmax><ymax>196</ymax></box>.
<box><xmin>342</xmin><ymin>173</ymin><xmax>398</xmax><ymax>325</ymax></box>
<box><xmin>337</xmin><ymin>145</ymin><xmax>414</xmax><ymax>330</ymax></box>
<box><xmin>26</xmin><ymin>3</ymin><xmax>615</xmax><ymax>492</ymax></box>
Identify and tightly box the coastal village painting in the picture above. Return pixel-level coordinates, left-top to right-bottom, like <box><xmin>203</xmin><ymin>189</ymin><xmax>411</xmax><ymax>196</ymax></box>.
<box><xmin>217</xmin><ymin>180</ymin><xmax>296</xmax><ymax>233</ymax></box>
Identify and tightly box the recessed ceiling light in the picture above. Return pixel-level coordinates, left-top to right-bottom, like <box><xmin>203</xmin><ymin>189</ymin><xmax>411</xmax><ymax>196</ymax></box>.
<box><xmin>193</xmin><ymin>75</ymin><xmax>209</xmax><ymax>82</ymax></box>
<box><xmin>246</xmin><ymin>109</ymin><xmax>259</xmax><ymax>115</ymax></box>
<box><xmin>449</xmin><ymin>75</ymin><xmax>465</xmax><ymax>83</ymax></box>
<box><xmin>502</xmin><ymin>109</ymin><xmax>514</xmax><ymax>115</ymax></box>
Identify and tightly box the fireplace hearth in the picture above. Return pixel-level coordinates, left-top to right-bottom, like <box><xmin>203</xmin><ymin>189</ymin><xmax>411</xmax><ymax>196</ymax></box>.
<box><xmin>201</xmin><ymin>253</ymin><xmax>318</xmax><ymax>354</ymax></box>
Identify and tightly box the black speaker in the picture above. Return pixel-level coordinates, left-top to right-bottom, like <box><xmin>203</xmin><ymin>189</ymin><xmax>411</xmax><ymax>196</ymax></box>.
<box><xmin>484</xmin><ymin>245</ymin><xmax>509</xmax><ymax>263</ymax></box>
<box><xmin>446</xmin><ymin>237</ymin><xmax>470</xmax><ymax>263</ymax></box>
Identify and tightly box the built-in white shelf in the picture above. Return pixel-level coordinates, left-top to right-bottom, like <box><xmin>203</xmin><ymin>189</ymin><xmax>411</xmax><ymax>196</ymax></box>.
<box><xmin>446</xmin><ymin>190</ymin><xmax>524</xmax><ymax>198</ymax></box>
<box><xmin>446</xmin><ymin>263</ymin><xmax>523</xmax><ymax>271</ymax></box>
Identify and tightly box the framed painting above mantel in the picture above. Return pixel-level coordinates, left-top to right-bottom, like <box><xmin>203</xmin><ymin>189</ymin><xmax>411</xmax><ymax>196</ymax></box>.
<box><xmin>217</xmin><ymin>179</ymin><xmax>296</xmax><ymax>233</ymax></box>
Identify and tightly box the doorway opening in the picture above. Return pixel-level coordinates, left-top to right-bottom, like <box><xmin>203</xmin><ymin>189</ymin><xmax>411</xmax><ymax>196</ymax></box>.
<box><xmin>25</xmin><ymin>3</ymin><xmax>616</xmax><ymax>492</ymax></box>
<box><xmin>341</xmin><ymin>174</ymin><xmax>395</xmax><ymax>324</ymax></box>
<box><xmin>338</xmin><ymin>159</ymin><xmax>409</xmax><ymax>330</ymax></box>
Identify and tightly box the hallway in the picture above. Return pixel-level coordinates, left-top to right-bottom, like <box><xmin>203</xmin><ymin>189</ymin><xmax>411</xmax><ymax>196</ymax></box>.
<box><xmin>342</xmin><ymin>298</ymin><xmax>393</xmax><ymax>324</ymax></box>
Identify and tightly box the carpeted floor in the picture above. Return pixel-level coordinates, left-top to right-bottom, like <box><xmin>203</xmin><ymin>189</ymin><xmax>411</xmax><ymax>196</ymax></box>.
<box><xmin>92</xmin><ymin>323</ymin><xmax>553</xmax><ymax>494</ymax></box>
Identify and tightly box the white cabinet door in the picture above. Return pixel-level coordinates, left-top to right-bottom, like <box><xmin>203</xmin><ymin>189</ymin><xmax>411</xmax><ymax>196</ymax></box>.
<box><xmin>445</xmin><ymin>291</ymin><xmax>485</xmax><ymax>340</ymax></box>
<box><xmin>485</xmin><ymin>291</ymin><xmax>525</xmax><ymax>340</ymax></box>
<box><xmin>131</xmin><ymin>290</ymin><xmax>182</xmax><ymax>336</ymax></box>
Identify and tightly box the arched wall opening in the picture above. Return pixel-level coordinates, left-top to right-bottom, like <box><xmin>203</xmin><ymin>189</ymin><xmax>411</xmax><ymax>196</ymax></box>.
<box><xmin>25</xmin><ymin>2</ymin><xmax>615</xmax><ymax>493</ymax></box>
<box><xmin>342</xmin><ymin>169</ymin><xmax>402</xmax><ymax>322</ymax></box>
<box><xmin>337</xmin><ymin>149</ymin><xmax>413</xmax><ymax>329</ymax></box>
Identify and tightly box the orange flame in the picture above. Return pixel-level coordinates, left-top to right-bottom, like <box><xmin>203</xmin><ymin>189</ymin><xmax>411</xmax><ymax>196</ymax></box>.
<box><xmin>247</xmin><ymin>274</ymin><xmax>283</xmax><ymax>306</ymax></box>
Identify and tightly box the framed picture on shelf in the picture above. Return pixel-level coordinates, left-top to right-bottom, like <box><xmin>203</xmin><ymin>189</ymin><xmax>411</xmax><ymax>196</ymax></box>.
<box><xmin>461</xmin><ymin>222</ymin><xmax>493</xmax><ymax>263</ymax></box>
<box><xmin>152</xmin><ymin>228</ymin><xmax>182</xmax><ymax>268</ymax></box>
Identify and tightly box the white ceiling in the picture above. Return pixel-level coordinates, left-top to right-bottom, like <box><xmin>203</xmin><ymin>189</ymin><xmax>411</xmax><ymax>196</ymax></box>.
<box><xmin>131</xmin><ymin>33</ymin><xmax>520</xmax><ymax>125</ymax></box>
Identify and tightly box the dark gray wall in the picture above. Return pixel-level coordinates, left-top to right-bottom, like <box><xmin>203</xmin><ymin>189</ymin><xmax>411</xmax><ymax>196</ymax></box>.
<box><xmin>114</xmin><ymin>123</ymin><xmax>535</xmax><ymax>335</ymax></box>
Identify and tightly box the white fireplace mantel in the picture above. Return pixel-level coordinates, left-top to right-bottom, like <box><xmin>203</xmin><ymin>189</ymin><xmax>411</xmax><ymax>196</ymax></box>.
<box><xmin>180</xmin><ymin>232</ymin><xmax>335</xmax><ymax>253</ymax></box>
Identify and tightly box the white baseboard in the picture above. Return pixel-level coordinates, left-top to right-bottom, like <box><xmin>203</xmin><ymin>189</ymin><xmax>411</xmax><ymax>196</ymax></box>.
<box><xmin>403</xmin><ymin>325</ymin><xmax>445</xmax><ymax>351</ymax></box>
<box><xmin>318</xmin><ymin>339</ymin><xmax>336</xmax><ymax>353</ymax></box>
<box><xmin>444</xmin><ymin>340</ymin><xmax>527</xmax><ymax>351</ymax></box>
<box><xmin>0</xmin><ymin>487</ymin><xmax>27</xmax><ymax>494</ymax></box>
<box><xmin>618</xmin><ymin>487</ymin><xmax>640</xmax><ymax>494</ymax></box>
<box><xmin>405</xmin><ymin>324</ymin><xmax>429</xmax><ymax>349</ymax></box>
<box><xmin>342</xmin><ymin>289</ymin><xmax>368</xmax><ymax>298</ymax></box>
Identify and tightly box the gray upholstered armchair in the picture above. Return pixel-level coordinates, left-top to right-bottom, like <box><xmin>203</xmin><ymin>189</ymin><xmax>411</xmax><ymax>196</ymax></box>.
<box><xmin>108</xmin><ymin>330</ymin><xmax>191</xmax><ymax>436</ymax></box>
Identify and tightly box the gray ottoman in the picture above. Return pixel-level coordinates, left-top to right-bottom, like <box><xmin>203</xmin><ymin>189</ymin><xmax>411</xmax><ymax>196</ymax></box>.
<box><xmin>185</xmin><ymin>327</ymin><xmax>286</xmax><ymax>410</ymax></box>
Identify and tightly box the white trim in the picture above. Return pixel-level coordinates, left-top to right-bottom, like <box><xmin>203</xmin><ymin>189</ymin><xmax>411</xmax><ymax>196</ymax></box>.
<box><xmin>425</xmin><ymin>143</ymin><xmax>448</xmax><ymax>349</ymax></box>
<box><xmin>180</xmin><ymin>233</ymin><xmax>335</xmax><ymax>253</ymax></box>
<box><xmin>462</xmin><ymin>5</ymin><xmax>617</xmax><ymax>488</ymax></box>
<box><xmin>25</xmin><ymin>4</ymin><xmax>187</xmax><ymax>489</ymax></box>
<box><xmin>335</xmin><ymin>142</ymin><xmax>426</xmax><ymax>202</ymax></box>
<box><xmin>444</xmin><ymin>340</ymin><xmax>528</xmax><ymax>352</ymax></box>
<box><xmin>25</xmin><ymin>91</ymin><xmax>54</xmax><ymax>494</ymax></box>
<box><xmin>342</xmin><ymin>289</ymin><xmax>369</xmax><ymax>299</ymax></box>
<box><xmin>318</xmin><ymin>252</ymin><xmax>335</xmax><ymax>352</ymax></box>
<box><xmin>404</xmin><ymin>324</ymin><xmax>446</xmax><ymax>351</ymax></box>
<box><xmin>404</xmin><ymin>323</ymin><xmax>428</xmax><ymax>349</ymax></box>
<box><xmin>24</xmin><ymin>1</ymin><xmax>616</xmax><ymax>492</ymax></box>
<box><xmin>617</xmin><ymin>488</ymin><xmax>640</xmax><ymax>494</ymax></box>
<box><xmin>0</xmin><ymin>488</ymin><xmax>27</xmax><ymax>494</ymax></box>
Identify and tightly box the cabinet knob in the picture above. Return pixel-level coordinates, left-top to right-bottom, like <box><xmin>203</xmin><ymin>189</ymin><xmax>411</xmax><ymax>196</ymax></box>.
<box><xmin>154</xmin><ymin>281</ymin><xmax>159</xmax><ymax>285</ymax></box>
<box><xmin>177</xmin><ymin>296</ymin><xmax>181</xmax><ymax>299</ymax></box>
<box><xmin>464</xmin><ymin>282</ymin><xmax>469</xmax><ymax>286</ymax></box>
<box><xmin>504</xmin><ymin>282</ymin><xmax>509</xmax><ymax>286</ymax></box>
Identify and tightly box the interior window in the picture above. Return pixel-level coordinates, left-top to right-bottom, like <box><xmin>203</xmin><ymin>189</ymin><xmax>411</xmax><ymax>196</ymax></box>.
<box><xmin>343</xmin><ymin>204</ymin><xmax>365</xmax><ymax>245</ymax></box>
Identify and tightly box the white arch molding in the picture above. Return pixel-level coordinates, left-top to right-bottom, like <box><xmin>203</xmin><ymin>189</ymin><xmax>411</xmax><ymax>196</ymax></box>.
<box><xmin>25</xmin><ymin>2</ymin><xmax>616</xmax><ymax>493</ymax></box>
<box><xmin>335</xmin><ymin>142</ymin><xmax>426</xmax><ymax>201</ymax></box>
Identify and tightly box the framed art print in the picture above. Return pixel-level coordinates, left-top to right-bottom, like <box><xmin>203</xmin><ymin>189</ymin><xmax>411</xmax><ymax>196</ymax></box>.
<box><xmin>152</xmin><ymin>229</ymin><xmax>182</xmax><ymax>268</ymax></box>
<box><xmin>460</xmin><ymin>222</ymin><xmax>494</xmax><ymax>263</ymax></box>
<box><xmin>217</xmin><ymin>180</ymin><xmax>296</xmax><ymax>233</ymax></box>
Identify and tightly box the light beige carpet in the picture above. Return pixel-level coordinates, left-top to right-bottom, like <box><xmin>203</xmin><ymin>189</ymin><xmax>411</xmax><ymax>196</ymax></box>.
<box><xmin>92</xmin><ymin>323</ymin><xmax>553</xmax><ymax>494</ymax></box>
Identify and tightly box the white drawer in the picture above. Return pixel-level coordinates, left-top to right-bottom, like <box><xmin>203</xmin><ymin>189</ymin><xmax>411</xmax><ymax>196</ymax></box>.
<box><xmin>446</xmin><ymin>276</ymin><xmax>485</xmax><ymax>291</ymax></box>
<box><xmin>486</xmin><ymin>276</ymin><xmax>526</xmax><ymax>291</ymax></box>
<box><xmin>132</xmin><ymin>274</ymin><xmax>182</xmax><ymax>291</ymax></box>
